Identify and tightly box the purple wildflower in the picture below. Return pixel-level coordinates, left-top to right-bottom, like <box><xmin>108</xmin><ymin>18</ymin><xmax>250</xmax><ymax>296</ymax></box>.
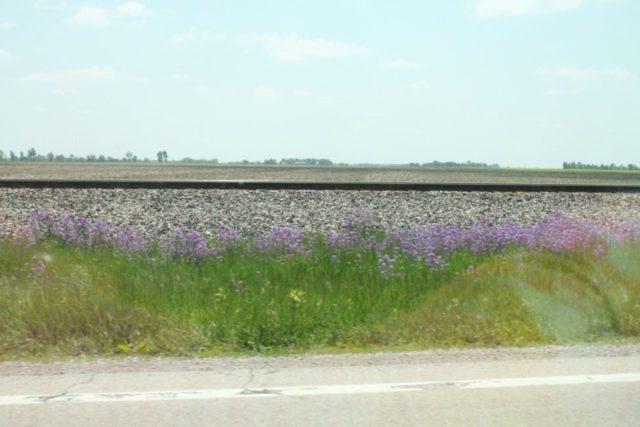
<box><xmin>377</xmin><ymin>254</ymin><xmax>395</xmax><ymax>275</ymax></box>
<box><xmin>216</xmin><ymin>225</ymin><xmax>240</xmax><ymax>250</ymax></box>
<box><xmin>342</xmin><ymin>208</ymin><xmax>379</xmax><ymax>234</ymax></box>
<box><xmin>257</xmin><ymin>226</ymin><xmax>306</xmax><ymax>255</ymax></box>
<box><xmin>592</xmin><ymin>245</ymin><xmax>606</xmax><ymax>258</ymax></box>
<box><xmin>161</xmin><ymin>227</ymin><xmax>215</xmax><ymax>261</ymax></box>
<box><xmin>28</xmin><ymin>208</ymin><xmax>51</xmax><ymax>240</ymax></box>
<box><xmin>113</xmin><ymin>224</ymin><xmax>148</xmax><ymax>254</ymax></box>
<box><xmin>32</xmin><ymin>259</ymin><xmax>46</xmax><ymax>273</ymax></box>
<box><xmin>89</xmin><ymin>219</ymin><xmax>111</xmax><ymax>248</ymax></box>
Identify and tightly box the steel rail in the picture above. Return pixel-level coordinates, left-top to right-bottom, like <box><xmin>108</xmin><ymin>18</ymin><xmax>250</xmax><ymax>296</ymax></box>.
<box><xmin>1</xmin><ymin>179</ymin><xmax>640</xmax><ymax>192</ymax></box>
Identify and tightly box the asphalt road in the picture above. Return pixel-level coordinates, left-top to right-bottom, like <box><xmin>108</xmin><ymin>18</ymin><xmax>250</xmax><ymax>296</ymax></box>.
<box><xmin>1</xmin><ymin>345</ymin><xmax>639</xmax><ymax>426</ymax></box>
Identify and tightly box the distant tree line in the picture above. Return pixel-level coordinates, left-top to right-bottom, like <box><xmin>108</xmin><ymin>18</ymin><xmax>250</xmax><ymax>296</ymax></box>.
<box><xmin>406</xmin><ymin>160</ymin><xmax>499</xmax><ymax>168</ymax></box>
<box><xmin>563</xmin><ymin>161</ymin><xmax>639</xmax><ymax>171</ymax></box>
<box><xmin>0</xmin><ymin>148</ymin><xmax>330</xmax><ymax>166</ymax></box>
<box><xmin>0</xmin><ymin>148</ymin><xmax>172</xmax><ymax>163</ymax></box>
<box><xmin>0</xmin><ymin>147</ymin><xmax>506</xmax><ymax>169</ymax></box>
<box><xmin>276</xmin><ymin>158</ymin><xmax>333</xmax><ymax>166</ymax></box>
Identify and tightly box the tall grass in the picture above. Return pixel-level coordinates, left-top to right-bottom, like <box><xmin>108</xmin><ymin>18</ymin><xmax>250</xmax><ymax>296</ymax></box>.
<box><xmin>0</xmin><ymin>239</ymin><xmax>480</xmax><ymax>355</ymax></box>
<box><xmin>1</xmin><ymin>210</ymin><xmax>639</xmax><ymax>358</ymax></box>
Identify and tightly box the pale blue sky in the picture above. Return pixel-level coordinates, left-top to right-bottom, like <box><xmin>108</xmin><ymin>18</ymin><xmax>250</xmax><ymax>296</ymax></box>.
<box><xmin>1</xmin><ymin>0</ymin><xmax>638</xmax><ymax>166</ymax></box>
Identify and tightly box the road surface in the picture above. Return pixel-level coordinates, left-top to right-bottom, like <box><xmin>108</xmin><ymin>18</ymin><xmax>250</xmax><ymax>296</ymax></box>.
<box><xmin>1</xmin><ymin>344</ymin><xmax>639</xmax><ymax>426</ymax></box>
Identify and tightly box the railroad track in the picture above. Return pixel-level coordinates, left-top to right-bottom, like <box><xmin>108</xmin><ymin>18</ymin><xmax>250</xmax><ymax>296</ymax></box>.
<box><xmin>1</xmin><ymin>179</ymin><xmax>640</xmax><ymax>193</ymax></box>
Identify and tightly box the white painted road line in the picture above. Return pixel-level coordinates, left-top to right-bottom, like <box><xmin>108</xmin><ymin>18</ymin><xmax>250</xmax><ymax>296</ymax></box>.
<box><xmin>2</xmin><ymin>373</ymin><xmax>639</xmax><ymax>406</ymax></box>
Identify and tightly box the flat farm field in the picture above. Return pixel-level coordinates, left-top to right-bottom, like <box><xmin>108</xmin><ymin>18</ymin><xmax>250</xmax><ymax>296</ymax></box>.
<box><xmin>2</xmin><ymin>162</ymin><xmax>640</xmax><ymax>185</ymax></box>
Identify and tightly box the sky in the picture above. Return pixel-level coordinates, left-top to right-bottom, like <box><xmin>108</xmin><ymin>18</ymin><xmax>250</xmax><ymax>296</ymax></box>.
<box><xmin>0</xmin><ymin>0</ymin><xmax>638</xmax><ymax>167</ymax></box>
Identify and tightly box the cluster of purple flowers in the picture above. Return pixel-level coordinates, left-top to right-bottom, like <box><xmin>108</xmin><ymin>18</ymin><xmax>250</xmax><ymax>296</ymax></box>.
<box><xmin>11</xmin><ymin>209</ymin><xmax>640</xmax><ymax>272</ymax></box>
<box><xmin>342</xmin><ymin>208</ymin><xmax>380</xmax><ymax>234</ymax></box>
<box><xmin>331</xmin><ymin>213</ymin><xmax>640</xmax><ymax>271</ymax></box>
<box><xmin>26</xmin><ymin>209</ymin><xmax>149</xmax><ymax>254</ymax></box>
<box><xmin>161</xmin><ymin>227</ymin><xmax>216</xmax><ymax>261</ymax></box>
<box><xmin>24</xmin><ymin>209</ymin><xmax>214</xmax><ymax>261</ymax></box>
<box><xmin>256</xmin><ymin>226</ymin><xmax>307</xmax><ymax>255</ymax></box>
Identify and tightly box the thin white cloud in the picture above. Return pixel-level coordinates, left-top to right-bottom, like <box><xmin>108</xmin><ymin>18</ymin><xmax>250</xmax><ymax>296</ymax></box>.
<box><xmin>409</xmin><ymin>80</ymin><xmax>429</xmax><ymax>90</ymax></box>
<box><xmin>543</xmin><ymin>89</ymin><xmax>577</xmax><ymax>97</ymax></box>
<box><xmin>0</xmin><ymin>49</ymin><xmax>14</xmax><ymax>62</ymax></box>
<box><xmin>52</xmin><ymin>88</ymin><xmax>80</xmax><ymax>96</ymax></box>
<box><xmin>293</xmin><ymin>89</ymin><xmax>311</xmax><ymax>98</ymax></box>
<box><xmin>169</xmin><ymin>28</ymin><xmax>225</xmax><ymax>45</ymax></box>
<box><xmin>247</xmin><ymin>34</ymin><xmax>372</xmax><ymax>61</ymax></box>
<box><xmin>477</xmin><ymin>0</ymin><xmax>583</xmax><ymax>17</ymax></box>
<box><xmin>317</xmin><ymin>95</ymin><xmax>341</xmax><ymax>105</ymax></box>
<box><xmin>77</xmin><ymin>107</ymin><xmax>98</xmax><ymax>116</ymax></box>
<box><xmin>291</xmin><ymin>89</ymin><xmax>341</xmax><ymax>104</ymax></box>
<box><xmin>253</xmin><ymin>85</ymin><xmax>277</xmax><ymax>98</ymax></box>
<box><xmin>66</xmin><ymin>3</ymin><xmax>149</xmax><ymax>28</ymax></box>
<box><xmin>21</xmin><ymin>66</ymin><xmax>145</xmax><ymax>83</ymax></box>
<box><xmin>0</xmin><ymin>21</ymin><xmax>17</xmax><ymax>30</ymax></box>
<box><xmin>34</xmin><ymin>0</ymin><xmax>67</xmax><ymax>11</ymax></box>
<box><xmin>194</xmin><ymin>84</ymin><xmax>209</xmax><ymax>94</ymax></box>
<box><xmin>172</xmin><ymin>73</ymin><xmax>193</xmax><ymax>82</ymax></box>
<box><xmin>65</xmin><ymin>6</ymin><xmax>111</xmax><ymax>27</ymax></box>
<box><xmin>537</xmin><ymin>66</ymin><xmax>635</xmax><ymax>82</ymax></box>
<box><xmin>116</xmin><ymin>1</ymin><xmax>149</xmax><ymax>17</ymax></box>
<box><xmin>169</xmin><ymin>30</ymin><xmax>196</xmax><ymax>45</ymax></box>
<box><xmin>386</xmin><ymin>59</ymin><xmax>424</xmax><ymax>70</ymax></box>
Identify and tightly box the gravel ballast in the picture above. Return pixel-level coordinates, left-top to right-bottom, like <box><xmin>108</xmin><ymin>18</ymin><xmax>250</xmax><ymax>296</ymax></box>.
<box><xmin>1</xmin><ymin>189</ymin><xmax>640</xmax><ymax>237</ymax></box>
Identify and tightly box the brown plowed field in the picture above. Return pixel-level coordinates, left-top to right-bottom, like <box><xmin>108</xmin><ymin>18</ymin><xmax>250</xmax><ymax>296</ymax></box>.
<box><xmin>2</xmin><ymin>163</ymin><xmax>640</xmax><ymax>185</ymax></box>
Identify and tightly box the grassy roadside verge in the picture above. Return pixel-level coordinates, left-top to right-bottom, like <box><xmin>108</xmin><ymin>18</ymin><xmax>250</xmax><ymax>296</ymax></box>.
<box><xmin>1</xmin><ymin>238</ymin><xmax>639</xmax><ymax>360</ymax></box>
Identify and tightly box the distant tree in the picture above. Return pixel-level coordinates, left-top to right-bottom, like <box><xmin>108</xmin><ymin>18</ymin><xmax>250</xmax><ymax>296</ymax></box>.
<box><xmin>9</xmin><ymin>151</ymin><xmax>17</xmax><ymax>161</ymax></box>
<box><xmin>0</xmin><ymin>150</ymin><xmax>4</xmax><ymax>161</ymax></box>
<box><xmin>46</xmin><ymin>152</ymin><xmax>54</xmax><ymax>161</ymax></box>
<box><xmin>156</xmin><ymin>150</ymin><xmax>168</xmax><ymax>162</ymax></box>
<box><xmin>125</xmin><ymin>151</ymin><xmax>134</xmax><ymax>162</ymax></box>
<box><xmin>27</xmin><ymin>148</ymin><xmax>37</xmax><ymax>161</ymax></box>
<box><xmin>55</xmin><ymin>154</ymin><xmax>66</xmax><ymax>161</ymax></box>
<box><xmin>87</xmin><ymin>154</ymin><xmax>97</xmax><ymax>162</ymax></box>
<box><xmin>563</xmin><ymin>161</ymin><xmax>639</xmax><ymax>171</ymax></box>
<box><xmin>264</xmin><ymin>158</ymin><xmax>277</xmax><ymax>165</ymax></box>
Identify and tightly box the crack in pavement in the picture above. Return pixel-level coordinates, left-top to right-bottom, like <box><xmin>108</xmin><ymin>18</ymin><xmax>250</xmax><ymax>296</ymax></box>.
<box><xmin>32</xmin><ymin>374</ymin><xmax>97</xmax><ymax>404</ymax></box>
<box><xmin>242</xmin><ymin>367</ymin><xmax>256</xmax><ymax>391</ymax></box>
<box><xmin>240</xmin><ymin>366</ymin><xmax>285</xmax><ymax>396</ymax></box>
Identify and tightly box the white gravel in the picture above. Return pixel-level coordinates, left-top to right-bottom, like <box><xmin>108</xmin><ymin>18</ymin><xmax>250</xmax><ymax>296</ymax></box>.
<box><xmin>2</xmin><ymin>189</ymin><xmax>640</xmax><ymax>237</ymax></box>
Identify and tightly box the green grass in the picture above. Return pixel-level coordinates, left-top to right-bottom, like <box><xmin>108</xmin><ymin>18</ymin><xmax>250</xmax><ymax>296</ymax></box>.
<box><xmin>1</xmin><ymin>240</ymin><xmax>639</xmax><ymax>359</ymax></box>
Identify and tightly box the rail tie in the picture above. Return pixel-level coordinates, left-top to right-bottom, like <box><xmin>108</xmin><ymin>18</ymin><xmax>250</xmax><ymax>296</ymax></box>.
<box><xmin>1</xmin><ymin>179</ymin><xmax>640</xmax><ymax>193</ymax></box>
